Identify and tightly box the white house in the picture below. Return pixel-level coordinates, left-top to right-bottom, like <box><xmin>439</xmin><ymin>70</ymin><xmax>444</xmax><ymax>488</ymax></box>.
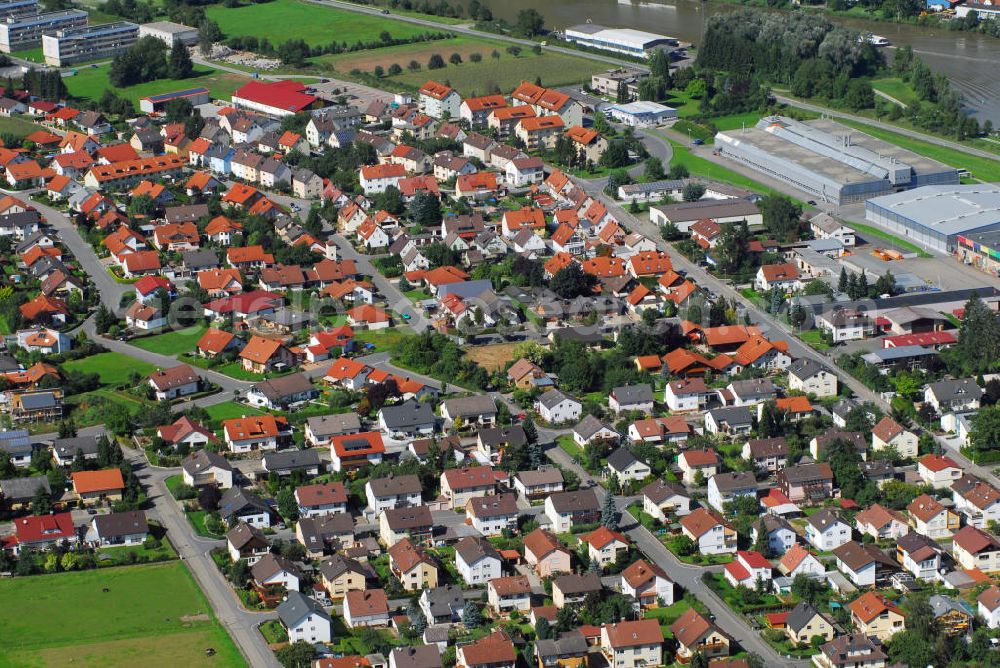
<box><xmin>606</xmin><ymin>448</ymin><xmax>651</xmax><ymax>484</ymax></box>
<box><xmin>805</xmin><ymin>509</ymin><xmax>852</xmax><ymax>551</ymax></box>
<box><xmin>277</xmin><ymin>591</ymin><xmax>332</xmax><ymax>644</ymax></box>
<box><xmin>251</xmin><ymin>553</ymin><xmax>301</xmax><ymax>592</ymax></box>
<box><xmin>917</xmin><ymin>454</ymin><xmax>963</xmax><ymax>489</ymax></box>
<box><xmin>786</xmin><ymin>359</ymin><xmax>838</xmax><ymax>398</ymax></box>
<box><xmin>418</xmin><ymin>81</ymin><xmax>462</xmax><ymax>119</ymax></box>
<box><xmin>535</xmin><ymin>390</ymin><xmax>582</xmax><ymax>424</ymax></box>
<box><xmin>706</xmin><ymin>471</ymin><xmax>757</xmax><ymax>514</ymax></box>
<box><xmin>663</xmin><ymin>378</ymin><xmax>710</xmax><ymax>412</ymax></box>
<box><xmin>871</xmin><ymin>417</ymin><xmax>918</xmax><ymax>459</ymax></box>
<box><xmin>978</xmin><ymin>586</ymin><xmax>1000</xmax><ymax>629</ymax></box>
<box><xmin>455</xmin><ymin>536</ymin><xmax>503</xmax><ymax>586</ymax></box>
<box><xmin>680</xmin><ymin>508</ymin><xmax>736</xmax><ymax>555</ymax></box>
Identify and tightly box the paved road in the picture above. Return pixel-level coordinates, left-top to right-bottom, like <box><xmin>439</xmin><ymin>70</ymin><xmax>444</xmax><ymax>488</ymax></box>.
<box><xmin>19</xmin><ymin>190</ymin><xmax>130</xmax><ymax>313</ymax></box>
<box><xmin>773</xmin><ymin>93</ymin><xmax>1000</xmax><ymax>163</ymax></box>
<box><xmin>329</xmin><ymin>234</ymin><xmax>433</xmax><ymax>331</ymax></box>
<box><xmin>126</xmin><ymin>447</ymin><xmax>281</xmax><ymax>668</ymax></box>
<box><xmin>543</xmin><ymin>444</ymin><xmax>800</xmax><ymax>665</ymax></box>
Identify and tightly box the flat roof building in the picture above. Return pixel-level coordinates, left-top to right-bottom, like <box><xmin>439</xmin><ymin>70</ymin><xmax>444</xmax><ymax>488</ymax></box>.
<box><xmin>42</xmin><ymin>21</ymin><xmax>138</xmax><ymax>66</ymax></box>
<box><xmin>867</xmin><ymin>184</ymin><xmax>1000</xmax><ymax>254</ymax></box>
<box><xmin>607</xmin><ymin>100</ymin><xmax>677</xmax><ymax>128</ymax></box>
<box><xmin>716</xmin><ymin>116</ymin><xmax>959</xmax><ymax>206</ymax></box>
<box><xmin>138</xmin><ymin>21</ymin><xmax>198</xmax><ymax>47</ymax></box>
<box><xmin>565</xmin><ymin>24</ymin><xmax>676</xmax><ymax>57</ymax></box>
<box><xmin>0</xmin><ymin>8</ymin><xmax>86</xmax><ymax>52</ymax></box>
<box><xmin>140</xmin><ymin>86</ymin><xmax>211</xmax><ymax>113</ymax></box>
<box><xmin>0</xmin><ymin>0</ymin><xmax>40</xmax><ymax>21</ymax></box>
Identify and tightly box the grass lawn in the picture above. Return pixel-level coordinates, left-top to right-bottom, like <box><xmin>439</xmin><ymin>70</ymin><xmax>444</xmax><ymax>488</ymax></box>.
<box><xmin>64</xmin><ymin>64</ymin><xmax>250</xmax><ymax>104</ymax></box>
<box><xmin>187</xmin><ymin>510</ymin><xmax>225</xmax><ymax>538</ymax></box>
<box><xmin>645</xmin><ymin>600</ymin><xmax>693</xmax><ymax>638</ymax></box>
<box><xmin>353</xmin><ymin>325</ymin><xmax>414</xmax><ymax>352</ymax></box>
<box><xmin>204</xmin><ymin>400</ymin><xmax>264</xmax><ymax>425</ymax></box>
<box><xmin>63</xmin><ymin>352</ymin><xmax>158</xmax><ymax>387</ymax></box>
<box><xmin>0</xmin><ymin>562</ymin><xmax>242</xmax><ymax>668</ymax></box>
<box><xmin>847</xmin><ymin>220</ymin><xmax>931</xmax><ymax>257</ymax></box>
<box><xmin>0</xmin><ymin>115</ymin><xmax>45</xmax><ymax>139</ymax></box>
<box><xmin>206</xmin><ymin>0</ymin><xmax>428</xmax><ymax>47</ymax></box>
<box><xmin>650</xmin><ymin>132</ymin><xmax>776</xmax><ymax>194</ymax></box>
<box><xmin>404</xmin><ymin>288</ymin><xmax>433</xmax><ymax>302</ymax></box>
<box><xmin>185</xmin><ymin>354</ymin><xmax>267</xmax><ymax>381</ymax></box>
<box><xmin>130</xmin><ymin>323</ymin><xmax>209</xmax><ymax>356</ymax></box>
<box><xmin>259</xmin><ymin>620</ymin><xmax>288</xmax><ymax>645</ymax></box>
<box><xmin>672</xmin><ymin>119</ymin><xmax>715</xmax><ymax>145</ymax></box>
<box><xmin>556</xmin><ymin>434</ymin><xmax>583</xmax><ymax>458</ymax></box>
<box><xmin>830</xmin><ymin>116</ymin><xmax>1000</xmax><ymax>183</ymax></box>
<box><xmin>388</xmin><ymin>48</ymin><xmax>604</xmax><ymax>96</ymax></box>
<box><xmin>12</xmin><ymin>47</ymin><xmax>43</xmax><ymax>64</ymax></box>
<box><xmin>798</xmin><ymin>329</ymin><xmax>831</xmax><ymax>351</ymax></box>
<box><xmin>870</xmin><ymin>77</ymin><xmax>920</xmax><ymax>108</ymax></box>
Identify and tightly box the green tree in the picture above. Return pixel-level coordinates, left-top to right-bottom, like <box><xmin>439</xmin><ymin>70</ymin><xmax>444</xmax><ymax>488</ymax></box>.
<box><xmin>599</xmin><ymin>140</ymin><xmax>631</xmax><ymax>168</ymax></box>
<box><xmin>601</xmin><ymin>490</ymin><xmax>620</xmax><ymax>529</ymax></box>
<box><xmin>198</xmin><ymin>19</ymin><xmax>222</xmax><ymax>54</ymax></box>
<box><xmin>535</xmin><ymin>616</ymin><xmax>551</xmax><ymax>640</ymax></box>
<box><xmin>515</xmin><ymin>8</ymin><xmax>545</xmax><ymax>36</ymax></box>
<box><xmin>427</xmin><ymin>53</ymin><xmax>445</xmax><ymax>69</ymax></box>
<box><xmin>168</xmin><ymin>40</ymin><xmax>193</xmax><ymax>79</ymax></box>
<box><xmin>685</xmin><ymin>78</ymin><xmax>707</xmax><ymax>99</ymax></box>
<box><xmin>550</xmin><ymin>263</ymin><xmax>598</xmax><ymax>299</ymax></box>
<box><xmin>970</xmin><ymin>404</ymin><xmax>1000</xmax><ymax>457</ymax></box>
<box><xmin>31</xmin><ymin>485</ymin><xmax>52</xmax><ymax>515</ymax></box>
<box><xmin>759</xmin><ymin>194</ymin><xmax>803</xmax><ymax>241</ymax></box>
<box><xmin>408</xmin><ymin>191</ymin><xmax>441</xmax><ymax>226</ymax></box>
<box><xmin>449</xmin><ymin>53</ymin><xmax>462</xmax><ymax>65</ymax></box>
<box><xmin>462</xmin><ymin>601</ymin><xmax>482</xmax><ymax>628</ymax></box>
<box><xmin>644</xmin><ymin>156</ymin><xmax>664</xmax><ymax>180</ymax></box>
<box><xmin>275</xmin><ymin>642</ymin><xmax>317</xmax><ymax>668</ymax></box>
<box><xmin>955</xmin><ymin>292</ymin><xmax>1000</xmax><ymax>374</ymax></box>
<box><xmin>682</xmin><ymin>182</ymin><xmax>706</xmax><ymax>202</ymax></box>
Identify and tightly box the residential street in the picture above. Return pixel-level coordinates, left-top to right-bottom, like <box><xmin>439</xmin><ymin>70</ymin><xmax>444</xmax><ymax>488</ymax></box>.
<box><xmin>124</xmin><ymin>446</ymin><xmax>282</xmax><ymax>668</ymax></box>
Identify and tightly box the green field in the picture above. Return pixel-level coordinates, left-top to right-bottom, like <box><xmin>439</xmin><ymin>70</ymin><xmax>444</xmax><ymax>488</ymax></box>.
<box><xmin>651</xmin><ymin>132</ymin><xmax>776</xmax><ymax>194</ymax></box>
<box><xmin>870</xmin><ymin>77</ymin><xmax>920</xmax><ymax>108</ymax></box>
<box><xmin>204</xmin><ymin>400</ymin><xmax>265</xmax><ymax>424</ymax></box>
<box><xmin>130</xmin><ymin>323</ymin><xmax>209</xmax><ymax>356</ymax></box>
<box><xmin>0</xmin><ymin>115</ymin><xmax>45</xmax><ymax>139</ymax></box>
<box><xmin>64</xmin><ymin>64</ymin><xmax>250</xmax><ymax>103</ymax></box>
<box><xmin>206</xmin><ymin>0</ymin><xmax>428</xmax><ymax>47</ymax></box>
<box><xmin>387</xmin><ymin>49</ymin><xmax>605</xmax><ymax>97</ymax></box>
<box><xmin>0</xmin><ymin>562</ymin><xmax>243</xmax><ymax>668</ymax></box>
<box><xmin>63</xmin><ymin>352</ymin><xmax>157</xmax><ymax>387</ymax></box>
<box><xmin>12</xmin><ymin>47</ymin><xmax>43</xmax><ymax>64</ymax></box>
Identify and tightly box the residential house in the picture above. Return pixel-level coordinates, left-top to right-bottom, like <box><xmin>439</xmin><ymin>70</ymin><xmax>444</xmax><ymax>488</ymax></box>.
<box><xmin>814</xmin><ymin>635</ymin><xmax>887</xmax><ymax>668</ymax></box>
<box><xmin>787</xmin><ymin>359</ymin><xmax>838</xmax><ymax>398</ymax></box>
<box><xmin>895</xmin><ymin>531</ymin><xmax>942</xmax><ymax>581</ymax></box>
<box><xmin>805</xmin><ymin>509</ymin><xmax>852</xmax><ymax>551</ymax></box>
<box><xmin>608</xmin><ymin>384</ymin><xmax>654</xmax><ymax>415</ymax></box>
<box><xmin>833</xmin><ymin>541</ymin><xmax>899</xmax><ymax>587</ymax></box>
<box><xmin>278</xmin><ymin>591</ymin><xmax>332</xmax><ymax>643</ymax></box>
<box><xmin>223</xmin><ymin>415</ymin><xmax>290</xmax><ymax>453</ymax></box>
<box><xmin>388</xmin><ymin>538</ymin><xmax>438</xmax><ymax>592</ymax></box>
<box><xmin>344</xmin><ymin>589</ymin><xmax>390</xmax><ymax>628</ymax></box>
<box><xmin>871</xmin><ymin>417</ymin><xmax>918</xmax><ymax>459</ymax></box>
<box><xmin>441</xmin><ymin>465</ymin><xmax>497</xmax><ymax>509</ymax></box>
<box><xmin>855</xmin><ymin>503</ymin><xmax>909</xmax><ymax>541</ymax></box>
<box><xmin>620</xmin><ymin>559</ymin><xmax>673</xmax><ymax>608</ymax></box>
<box><xmin>583</xmin><ymin>526</ymin><xmax>630</xmax><ymax>568</ymax></box>
<box><xmin>742</xmin><ymin>437</ymin><xmax>789</xmax><ymax>473</ymax></box>
<box><xmin>641</xmin><ymin>479</ymin><xmax>692</xmax><ymax>520</ymax></box>
<box><xmin>600</xmin><ymin>620</ymin><xmax>663</xmax><ymax>668</ymax></box>
<box><xmin>84</xmin><ymin>510</ymin><xmax>148</xmax><ymax>547</ymax></box>
<box><xmin>680</xmin><ymin>508</ymin><xmax>737</xmax><ymax>555</ymax></box>
<box><xmin>379</xmin><ymin>505</ymin><xmax>433</xmax><ymax>546</ymax></box>
<box><xmin>219</xmin><ymin>487</ymin><xmax>275</xmax><ymax>528</ymax></box>
<box><xmin>226</xmin><ymin>522</ymin><xmax>270</xmax><ymax>563</ymax></box>
<box><xmin>523</xmin><ymin>528</ymin><xmax>571</xmax><ymax>577</ymax></box>
<box><xmin>707</xmin><ymin>471</ymin><xmax>757</xmax><ymax>513</ymax></box>
<box><xmin>669</xmin><ymin>608</ymin><xmax>729</xmax><ymax>663</ymax></box>
<box><xmin>978</xmin><ymin>586</ymin><xmax>1000</xmax><ymax>629</ymax></box>
<box><xmin>535</xmin><ymin>390</ymin><xmax>582</xmax><ymax>424</ymax></box>
<box><xmin>785</xmin><ymin>601</ymin><xmax>835</xmax><ymax>646</ymax></box>
<box><xmin>544</xmin><ymin>489</ymin><xmax>600</xmax><ymax>533</ymax></box>
<box><xmin>848</xmin><ymin>592</ymin><xmax>906</xmax><ymax>642</ymax></box>
<box><xmin>752</xmin><ymin>514</ymin><xmax>797</xmax><ymax>556</ymax></box>
<box><xmin>664</xmin><ymin>378</ymin><xmax>710</xmax><ymax>412</ymax></box>
<box><xmin>455</xmin><ymin>535</ymin><xmax>503</xmax><ymax>586</ymax></box>
<box><xmin>924</xmin><ymin>378</ymin><xmax>982</xmax><ymax>415</ymax></box>
<box><xmin>917</xmin><ymin>454</ymin><xmax>963</xmax><ymax>489</ymax></box>
<box><xmin>487</xmin><ymin>575</ymin><xmax>532</xmax><ymax>615</ymax></box>
<box><xmin>907</xmin><ymin>493</ymin><xmax>960</xmax><ymax>539</ymax></box>
<box><xmin>252</xmin><ymin>553</ymin><xmax>302</xmax><ymax>592</ymax></box>
<box><xmin>181</xmin><ymin>449</ymin><xmax>233</xmax><ymax>489</ymax></box>
<box><xmin>320</xmin><ymin>554</ymin><xmax>370</xmax><ymax>599</ymax></box>
<box><xmin>777</xmin><ymin>463</ymin><xmax>835</xmax><ymax>504</ymax></box>
<box><xmin>552</xmin><ymin>572</ymin><xmax>602</xmax><ymax>608</ymax></box>
<box><xmin>723</xmin><ymin>549</ymin><xmax>773</xmax><ymax>589</ymax></box>
<box><xmin>952</xmin><ymin>524</ymin><xmax>1000</xmax><ymax>572</ymax></box>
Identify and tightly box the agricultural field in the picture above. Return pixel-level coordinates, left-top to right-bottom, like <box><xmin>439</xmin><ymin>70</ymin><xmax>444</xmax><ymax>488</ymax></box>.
<box><xmin>130</xmin><ymin>323</ymin><xmax>209</xmax><ymax>357</ymax></box>
<box><xmin>64</xmin><ymin>64</ymin><xmax>250</xmax><ymax>104</ymax></box>
<box><xmin>465</xmin><ymin>342</ymin><xmax>518</xmax><ymax>372</ymax></box>
<box><xmin>206</xmin><ymin>0</ymin><xmax>428</xmax><ymax>47</ymax></box>
<box><xmin>315</xmin><ymin>35</ymin><xmax>488</xmax><ymax>73</ymax></box>
<box><xmin>0</xmin><ymin>115</ymin><xmax>45</xmax><ymax>139</ymax></box>
<box><xmin>63</xmin><ymin>352</ymin><xmax>157</xmax><ymax>387</ymax></box>
<box><xmin>386</xmin><ymin>48</ymin><xmax>605</xmax><ymax>97</ymax></box>
<box><xmin>0</xmin><ymin>562</ymin><xmax>243</xmax><ymax>668</ymax></box>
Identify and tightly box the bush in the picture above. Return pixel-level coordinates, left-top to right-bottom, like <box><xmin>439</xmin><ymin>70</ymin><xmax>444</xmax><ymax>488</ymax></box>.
<box><xmin>173</xmin><ymin>483</ymin><xmax>197</xmax><ymax>500</ymax></box>
<box><xmin>427</xmin><ymin>53</ymin><xmax>445</xmax><ymax>69</ymax></box>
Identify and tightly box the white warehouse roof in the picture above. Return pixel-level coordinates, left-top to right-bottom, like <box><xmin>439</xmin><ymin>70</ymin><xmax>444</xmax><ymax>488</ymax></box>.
<box><xmin>867</xmin><ymin>185</ymin><xmax>1000</xmax><ymax>237</ymax></box>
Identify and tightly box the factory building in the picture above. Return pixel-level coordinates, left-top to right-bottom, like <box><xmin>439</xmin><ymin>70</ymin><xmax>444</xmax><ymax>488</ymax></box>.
<box><xmin>866</xmin><ymin>185</ymin><xmax>1000</xmax><ymax>255</ymax></box>
<box><xmin>564</xmin><ymin>24</ymin><xmax>676</xmax><ymax>57</ymax></box>
<box><xmin>0</xmin><ymin>8</ymin><xmax>86</xmax><ymax>51</ymax></box>
<box><xmin>0</xmin><ymin>0</ymin><xmax>41</xmax><ymax>21</ymax></box>
<box><xmin>140</xmin><ymin>86</ymin><xmax>210</xmax><ymax>114</ymax></box>
<box><xmin>138</xmin><ymin>21</ymin><xmax>198</xmax><ymax>47</ymax></box>
<box><xmin>42</xmin><ymin>21</ymin><xmax>138</xmax><ymax>66</ymax></box>
<box><xmin>715</xmin><ymin>116</ymin><xmax>959</xmax><ymax>206</ymax></box>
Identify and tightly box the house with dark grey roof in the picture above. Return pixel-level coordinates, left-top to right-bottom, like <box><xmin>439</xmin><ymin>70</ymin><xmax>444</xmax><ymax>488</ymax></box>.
<box><xmin>455</xmin><ymin>535</ymin><xmax>502</xmax><ymax>585</ymax></box>
<box><xmin>545</xmin><ymin>489</ymin><xmax>600</xmax><ymax>532</ymax></box>
<box><xmin>378</xmin><ymin>399</ymin><xmax>436</xmax><ymax>437</ymax></box>
<box><xmin>419</xmin><ymin>584</ymin><xmax>467</xmax><ymax>624</ymax></box>
<box><xmin>181</xmin><ymin>449</ymin><xmax>233</xmax><ymax>489</ymax></box>
<box><xmin>441</xmin><ymin>395</ymin><xmax>497</xmax><ymax>427</ymax></box>
<box><xmin>246</xmin><ymin>372</ymin><xmax>318</xmax><ymax>410</ymax></box>
<box><xmin>726</xmin><ymin>378</ymin><xmax>778</xmax><ymax>406</ymax></box>
<box><xmin>219</xmin><ymin>486</ymin><xmax>275</xmax><ymax>528</ymax></box>
<box><xmin>552</xmin><ymin>572</ymin><xmax>602</xmax><ymax>608</ymax></box>
<box><xmin>704</xmin><ymin>406</ymin><xmax>754</xmax><ymax>436</ymax></box>
<box><xmin>513</xmin><ymin>467</ymin><xmax>564</xmax><ymax>499</ymax></box>
<box><xmin>787</xmin><ymin>359</ymin><xmax>838</xmax><ymax>398</ymax></box>
<box><xmin>251</xmin><ymin>552</ymin><xmax>302</xmax><ymax>592</ymax></box>
<box><xmin>535</xmin><ymin>389</ymin><xmax>582</xmax><ymax>424</ymax></box>
<box><xmin>365</xmin><ymin>473</ymin><xmax>422</xmax><ymax>513</ymax></box>
<box><xmin>476</xmin><ymin>425</ymin><xmax>526</xmax><ymax>463</ymax></box>
<box><xmin>391</xmin><ymin>645</ymin><xmax>443</xmax><ymax>668</ymax></box>
<box><xmin>304</xmin><ymin>413</ymin><xmax>361</xmax><ymax>447</ymax></box>
<box><xmin>642</xmin><ymin>479</ymin><xmax>691</xmax><ymax>520</ymax></box>
<box><xmin>295</xmin><ymin>514</ymin><xmax>354</xmax><ymax>558</ymax></box>
<box><xmin>606</xmin><ymin>447</ymin><xmax>651</xmax><ymax>483</ymax></box>
<box><xmin>785</xmin><ymin>601</ymin><xmax>835</xmax><ymax>645</ymax></box>
<box><xmin>262</xmin><ymin>449</ymin><xmax>321</xmax><ymax>476</ymax></box>
<box><xmin>277</xmin><ymin>590</ymin><xmax>332</xmax><ymax>643</ymax></box>
<box><xmin>52</xmin><ymin>435</ymin><xmax>101</xmax><ymax>466</ymax></box>
<box><xmin>535</xmin><ymin>630</ymin><xmax>589</xmax><ymax>668</ymax></box>
<box><xmin>924</xmin><ymin>378</ymin><xmax>982</xmax><ymax>415</ymax></box>
<box><xmin>608</xmin><ymin>384</ymin><xmax>654</xmax><ymax>414</ymax></box>
<box><xmin>742</xmin><ymin>437</ymin><xmax>789</xmax><ymax>473</ymax></box>
<box><xmin>707</xmin><ymin>471</ymin><xmax>757</xmax><ymax>513</ymax></box>
<box><xmin>0</xmin><ymin>475</ymin><xmax>50</xmax><ymax>507</ymax></box>
<box><xmin>85</xmin><ymin>510</ymin><xmax>148</xmax><ymax>547</ymax></box>
<box><xmin>0</xmin><ymin>429</ymin><xmax>32</xmax><ymax>467</ymax></box>
<box><xmin>572</xmin><ymin>414</ymin><xmax>619</xmax><ymax>447</ymax></box>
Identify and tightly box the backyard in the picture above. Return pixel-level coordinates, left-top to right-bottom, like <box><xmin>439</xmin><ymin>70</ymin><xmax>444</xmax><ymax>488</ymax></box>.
<box><xmin>63</xmin><ymin>352</ymin><xmax>158</xmax><ymax>387</ymax></box>
<box><xmin>0</xmin><ymin>562</ymin><xmax>242</xmax><ymax>668</ymax></box>
<box><xmin>130</xmin><ymin>323</ymin><xmax>209</xmax><ymax>356</ymax></box>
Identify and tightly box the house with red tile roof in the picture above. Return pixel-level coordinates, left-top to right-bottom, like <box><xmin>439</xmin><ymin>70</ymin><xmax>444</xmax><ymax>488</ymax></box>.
<box><xmin>72</xmin><ymin>469</ymin><xmax>125</xmax><ymax>504</ymax></box>
<box><xmin>240</xmin><ymin>335</ymin><xmax>295</xmax><ymax>374</ymax></box>
<box><xmin>196</xmin><ymin>328</ymin><xmax>243</xmax><ymax>358</ymax></box>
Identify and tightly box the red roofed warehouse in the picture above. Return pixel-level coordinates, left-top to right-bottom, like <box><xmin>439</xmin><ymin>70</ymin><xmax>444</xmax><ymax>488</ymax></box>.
<box><xmin>231</xmin><ymin>80</ymin><xmax>320</xmax><ymax>117</ymax></box>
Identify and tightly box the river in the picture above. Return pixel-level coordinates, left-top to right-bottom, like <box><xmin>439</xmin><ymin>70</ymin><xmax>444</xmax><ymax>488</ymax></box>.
<box><xmin>490</xmin><ymin>0</ymin><xmax>1000</xmax><ymax>124</ymax></box>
